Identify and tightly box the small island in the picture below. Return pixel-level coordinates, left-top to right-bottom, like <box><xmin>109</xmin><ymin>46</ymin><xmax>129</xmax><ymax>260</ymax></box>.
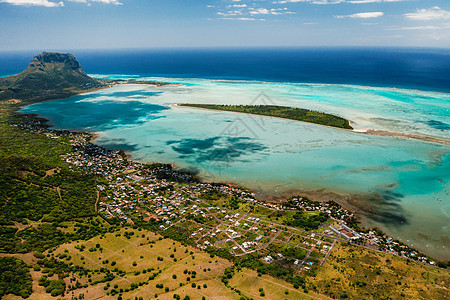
<box><xmin>180</xmin><ymin>104</ymin><xmax>353</xmax><ymax>130</ymax></box>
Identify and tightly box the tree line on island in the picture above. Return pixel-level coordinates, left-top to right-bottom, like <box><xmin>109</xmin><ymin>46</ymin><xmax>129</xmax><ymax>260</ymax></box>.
<box><xmin>180</xmin><ymin>104</ymin><xmax>353</xmax><ymax>130</ymax></box>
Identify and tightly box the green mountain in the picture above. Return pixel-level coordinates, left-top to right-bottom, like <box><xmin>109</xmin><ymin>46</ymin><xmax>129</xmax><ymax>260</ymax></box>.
<box><xmin>0</xmin><ymin>52</ymin><xmax>105</xmax><ymax>103</ymax></box>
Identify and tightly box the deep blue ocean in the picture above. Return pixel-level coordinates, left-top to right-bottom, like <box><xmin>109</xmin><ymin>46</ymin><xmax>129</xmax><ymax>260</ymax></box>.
<box><xmin>2</xmin><ymin>47</ymin><xmax>450</xmax><ymax>92</ymax></box>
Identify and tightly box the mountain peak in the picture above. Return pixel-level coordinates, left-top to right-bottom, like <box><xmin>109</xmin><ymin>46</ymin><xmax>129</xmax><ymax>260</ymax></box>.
<box><xmin>0</xmin><ymin>52</ymin><xmax>104</xmax><ymax>103</ymax></box>
<box><xmin>28</xmin><ymin>52</ymin><xmax>83</xmax><ymax>72</ymax></box>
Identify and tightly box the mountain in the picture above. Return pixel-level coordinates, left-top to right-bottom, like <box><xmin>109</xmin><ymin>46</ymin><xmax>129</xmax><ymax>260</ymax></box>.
<box><xmin>0</xmin><ymin>52</ymin><xmax>105</xmax><ymax>102</ymax></box>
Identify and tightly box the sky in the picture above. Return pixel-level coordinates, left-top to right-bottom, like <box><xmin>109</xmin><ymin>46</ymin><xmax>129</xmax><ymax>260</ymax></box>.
<box><xmin>1</xmin><ymin>0</ymin><xmax>450</xmax><ymax>50</ymax></box>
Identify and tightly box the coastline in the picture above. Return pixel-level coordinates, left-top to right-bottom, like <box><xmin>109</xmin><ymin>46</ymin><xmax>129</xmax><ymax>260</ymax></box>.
<box><xmin>10</xmin><ymin>101</ymin><xmax>450</xmax><ymax>264</ymax></box>
<box><xmin>70</xmin><ymin>135</ymin><xmax>450</xmax><ymax>263</ymax></box>
<box><xmin>16</xmin><ymin>96</ymin><xmax>369</xmax><ymax>217</ymax></box>
<box><xmin>355</xmin><ymin>128</ymin><xmax>450</xmax><ymax>146</ymax></box>
<box><xmin>13</xmin><ymin>85</ymin><xmax>450</xmax><ymax>262</ymax></box>
<box><xmin>175</xmin><ymin>104</ymin><xmax>450</xmax><ymax>146</ymax></box>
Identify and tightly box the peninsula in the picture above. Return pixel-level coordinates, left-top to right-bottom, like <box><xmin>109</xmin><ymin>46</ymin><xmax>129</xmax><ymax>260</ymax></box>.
<box><xmin>0</xmin><ymin>52</ymin><xmax>168</xmax><ymax>104</ymax></box>
<box><xmin>180</xmin><ymin>103</ymin><xmax>353</xmax><ymax>130</ymax></box>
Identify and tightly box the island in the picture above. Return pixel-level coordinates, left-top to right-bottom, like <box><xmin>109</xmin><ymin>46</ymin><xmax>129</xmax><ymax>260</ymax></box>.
<box><xmin>179</xmin><ymin>103</ymin><xmax>353</xmax><ymax>130</ymax></box>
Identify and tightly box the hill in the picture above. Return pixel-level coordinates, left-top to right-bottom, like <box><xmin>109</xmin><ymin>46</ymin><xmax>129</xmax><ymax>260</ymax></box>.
<box><xmin>0</xmin><ymin>52</ymin><xmax>105</xmax><ymax>103</ymax></box>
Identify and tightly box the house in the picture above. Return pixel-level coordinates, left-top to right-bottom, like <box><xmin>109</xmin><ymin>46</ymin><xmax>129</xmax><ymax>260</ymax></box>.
<box><xmin>329</xmin><ymin>224</ymin><xmax>360</xmax><ymax>240</ymax></box>
<box><xmin>263</xmin><ymin>256</ymin><xmax>273</xmax><ymax>263</ymax></box>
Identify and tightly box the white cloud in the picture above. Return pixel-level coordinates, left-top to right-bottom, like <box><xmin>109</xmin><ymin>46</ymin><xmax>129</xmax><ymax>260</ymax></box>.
<box><xmin>393</xmin><ymin>26</ymin><xmax>439</xmax><ymax>30</ymax></box>
<box><xmin>336</xmin><ymin>11</ymin><xmax>384</xmax><ymax>18</ymax></box>
<box><xmin>386</xmin><ymin>24</ymin><xmax>450</xmax><ymax>30</ymax></box>
<box><xmin>249</xmin><ymin>8</ymin><xmax>270</xmax><ymax>15</ymax></box>
<box><xmin>218</xmin><ymin>17</ymin><xmax>265</xmax><ymax>21</ymax></box>
<box><xmin>217</xmin><ymin>5</ymin><xmax>294</xmax><ymax>18</ymax></box>
<box><xmin>274</xmin><ymin>0</ymin><xmax>342</xmax><ymax>3</ymax></box>
<box><xmin>0</xmin><ymin>0</ymin><xmax>122</xmax><ymax>6</ymax></box>
<box><xmin>275</xmin><ymin>0</ymin><xmax>406</xmax><ymax>3</ymax></box>
<box><xmin>217</xmin><ymin>10</ymin><xmax>243</xmax><ymax>16</ymax></box>
<box><xmin>246</xmin><ymin>7</ymin><xmax>293</xmax><ymax>15</ymax></box>
<box><xmin>0</xmin><ymin>0</ymin><xmax>63</xmax><ymax>7</ymax></box>
<box><xmin>348</xmin><ymin>0</ymin><xmax>405</xmax><ymax>3</ymax></box>
<box><xmin>68</xmin><ymin>0</ymin><xmax>122</xmax><ymax>4</ymax></box>
<box><xmin>404</xmin><ymin>7</ymin><xmax>450</xmax><ymax>21</ymax></box>
<box><xmin>228</xmin><ymin>4</ymin><xmax>246</xmax><ymax>8</ymax></box>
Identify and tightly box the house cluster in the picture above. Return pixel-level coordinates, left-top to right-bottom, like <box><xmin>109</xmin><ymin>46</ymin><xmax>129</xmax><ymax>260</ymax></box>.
<box><xmin>284</xmin><ymin>196</ymin><xmax>437</xmax><ymax>265</ymax></box>
<box><xmin>329</xmin><ymin>223</ymin><xmax>361</xmax><ymax>240</ymax></box>
<box><xmin>14</xmin><ymin>118</ymin><xmax>440</xmax><ymax>271</ymax></box>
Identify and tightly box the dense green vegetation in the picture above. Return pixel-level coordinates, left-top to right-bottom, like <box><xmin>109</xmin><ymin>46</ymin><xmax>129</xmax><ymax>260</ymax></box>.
<box><xmin>284</xmin><ymin>211</ymin><xmax>329</xmax><ymax>230</ymax></box>
<box><xmin>0</xmin><ymin>104</ymin><xmax>102</xmax><ymax>254</ymax></box>
<box><xmin>180</xmin><ymin>104</ymin><xmax>353</xmax><ymax>129</ymax></box>
<box><xmin>0</xmin><ymin>257</ymin><xmax>33</xmax><ymax>299</ymax></box>
<box><xmin>1</xmin><ymin>221</ymin><xmax>110</xmax><ymax>253</ymax></box>
<box><xmin>200</xmin><ymin>189</ymin><xmax>246</xmax><ymax>210</ymax></box>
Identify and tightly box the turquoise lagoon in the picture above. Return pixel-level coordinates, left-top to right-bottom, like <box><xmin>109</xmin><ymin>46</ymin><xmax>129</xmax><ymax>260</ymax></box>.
<box><xmin>21</xmin><ymin>78</ymin><xmax>450</xmax><ymax>260</ymax></box>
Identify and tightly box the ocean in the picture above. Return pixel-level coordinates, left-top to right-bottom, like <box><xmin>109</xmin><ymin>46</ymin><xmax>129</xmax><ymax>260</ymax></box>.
<box><xmin>3</xmin><ymin>47</ymin><xmax>450</xmax><ymax>92</ymax></box>
<box><xmin>2</xmin><ymin>48</ymin><xmax>450</xmax><ymax>259</ymax></box>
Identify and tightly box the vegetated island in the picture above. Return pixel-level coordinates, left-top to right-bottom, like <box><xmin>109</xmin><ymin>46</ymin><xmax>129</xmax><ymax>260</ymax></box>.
<box><xmin>180</xmin><ymin>104</ymin><xmax>450</xmax><ymax>146</ymax></box>
<box><xmin>179</xmin><ymin>103</ymin><xmax>353</xmax><ymax>130</ymax></box>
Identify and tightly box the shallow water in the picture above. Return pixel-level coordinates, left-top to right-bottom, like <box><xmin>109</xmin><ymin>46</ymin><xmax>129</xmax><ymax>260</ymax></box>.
<box><xmin>21</xmin><ymin>79</ymin><xmax>450</xmax><ymax>260</ymax></box>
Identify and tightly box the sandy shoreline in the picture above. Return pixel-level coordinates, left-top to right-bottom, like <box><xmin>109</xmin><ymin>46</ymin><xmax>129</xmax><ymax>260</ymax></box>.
<box><xmin>175</xmin><ymin>104</ymin><xmax>450</xmax><ymax>146</ymax></box>
<box><xmin>355</xmin><ymin>128</ymin><xmax>450</xmax><ymax>146</ymax></box>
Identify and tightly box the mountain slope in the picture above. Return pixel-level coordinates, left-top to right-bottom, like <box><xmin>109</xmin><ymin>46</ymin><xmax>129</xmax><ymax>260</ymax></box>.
<box><xmin>0</xmin><ymin>52</ymin><xmax>105</xmax><ymax>102</ymax></box>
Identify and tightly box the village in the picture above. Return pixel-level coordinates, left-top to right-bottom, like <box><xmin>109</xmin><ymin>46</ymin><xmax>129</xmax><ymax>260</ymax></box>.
<box><xmin>14</xmin><ymin>117</ymin><xmax>440</xmax><ymax>271</ymax></box>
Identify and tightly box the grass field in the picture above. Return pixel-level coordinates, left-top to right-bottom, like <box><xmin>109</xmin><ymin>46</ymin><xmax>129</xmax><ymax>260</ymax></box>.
<box><xmin>308</xmin><ymin>242</ymin><xmax>450</xmax><ymax>299</ymax></box>
<box><xmin>228</xmin><ymin>268</ymin><xmax>326</xmax><ymax>300</ymax></box>
<box><xmin>2</xmin><ymin>219</ymin><xmax>449</xmax><ymax>300</ymax></box>
<box><xmin>53</xmin><ymin>227</ymin><xmax>237</xmax><ymax>299</ymax></box>
<box><xmin>1</xmin><ymin>227</ymin><xmax>241</xmax><ymax>300</ymax></box>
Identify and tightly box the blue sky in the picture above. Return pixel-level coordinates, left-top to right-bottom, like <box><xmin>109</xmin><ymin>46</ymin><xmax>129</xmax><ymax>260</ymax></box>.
<box><xmin>1</xmin><ymin>0</ymin><xmax>450</xmax><ymax>50</ymax></box>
